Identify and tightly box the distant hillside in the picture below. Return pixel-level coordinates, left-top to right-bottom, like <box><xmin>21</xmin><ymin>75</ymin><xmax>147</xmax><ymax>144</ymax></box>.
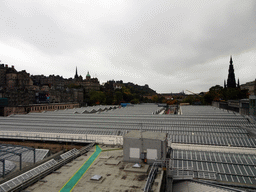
<box><xmin>123</xmin><ymin>82</ymin><xmax>157</xmax><ymax>96</ymax></box>
<box><xmin>98</xmin><ymin>80</ymin><xmax>157</xmax><ymax>105</ymax></box>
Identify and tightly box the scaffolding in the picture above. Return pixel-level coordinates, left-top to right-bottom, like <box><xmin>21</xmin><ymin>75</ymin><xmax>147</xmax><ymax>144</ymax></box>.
<box><xmin>0</xmin><ymin>144</ymin><xmax>36</xmax><ymax>177</ymax></box>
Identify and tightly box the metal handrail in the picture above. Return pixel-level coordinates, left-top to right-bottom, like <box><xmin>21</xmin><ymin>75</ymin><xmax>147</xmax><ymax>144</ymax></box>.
<box><xmin>0</xmin><ymin>143</ymin><xmax>95</xmax><ymax>192</ymax></box>
<box><xmin>144</xmin><ymin>161</ymin><xmax>163</xmax><ymax>192</ymax></box>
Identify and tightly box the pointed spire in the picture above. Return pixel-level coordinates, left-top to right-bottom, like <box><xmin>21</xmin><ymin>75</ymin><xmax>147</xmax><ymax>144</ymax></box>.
<box><xmin>227</xmin><ymin>56</ymin><xmax>236</xmax><ymax>88</ymax></box>
<box><xmin>74</xmin><ymin>67</ymin><xmax>78</xmax><ymax>79</ymax></box>
<box><xmin>224</xmin><ymin>80</ymin><xmax>227</xmax><ymax>88</ymax></box>
<box><xmin>237</xmin><ymin>78</ymin><xmax>240</xmax><ymax>88</ymax></box>
<box><xmin>230</xmin><ymin>55</ymin><xmax>233</xmax><ymax>64</ymax></box>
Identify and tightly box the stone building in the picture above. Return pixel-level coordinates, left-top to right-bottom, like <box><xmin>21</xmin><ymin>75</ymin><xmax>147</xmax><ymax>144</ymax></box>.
<box><xmin>241</xmin><ymin>79</ymin><xmax>256</xmax><ymax>96</ymax></box>
<box><xmin>249</xmin><ymin>95</ymin><xmax>256</xmax><ymax>116</ymax></box>
<box><xmin>0</xmin><ymin>63</ymin><xmax>100</xmax><ymax>106</ymax></box>
<box><xmin>31</xmin><ymin>74</ymin><xmax>65</xmax><ymax>90</ymax></box>
<box><xmin>30</xmin><ymin>68</ymin><xmax>100</xmax><ymax>105</ymax></box>
<box><xmin>1</xmin><ymin>65</ymin><xmax>34</xmax><ymax>90</ymax></box>
<box><xmin>0</xmin><ymin>65</ymin><xmax>17</xmax><ymax>88</ymax></box>
<box><xmin>4</xmin><ymin>89</ymin><xmax>35</xmax><ymax>106</ymax></box>
<box><xmin>5</xmin><ymin>70</ymin><xmax>17</xmax><ymax>89</ymax></box>
<box><xmin>0</xmin><ymin>64</ymin><xmax>8</xmax><ymax>86</ymax></box>
<box><xmin>0</xmin><ymin>64</ymin><xmax>37</xmax><ymax>106</ymax></box>
<box><xmin>17</xmin><ymin>70</ymin><xmax>34</xmax><ymax>88</ymax></box>
<box><xmin>31</xmin><ymin>68</ymin><xmax>100</xmax><ymax>93</ymax></box>
<box><xmin>78</xmin><ymin>71</ymin><xmax>100</xmax><ymax>93</ymax></box>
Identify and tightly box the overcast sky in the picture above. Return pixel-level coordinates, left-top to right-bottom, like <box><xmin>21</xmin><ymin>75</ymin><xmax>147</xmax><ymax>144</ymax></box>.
<box><xmin>1</xmin><ymin>0</ymin><xmax>256</xmax><ymax>93</ymax></box>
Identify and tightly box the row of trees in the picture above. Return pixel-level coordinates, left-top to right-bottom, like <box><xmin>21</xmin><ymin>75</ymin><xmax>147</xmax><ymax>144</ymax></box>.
<box><xmin>85</xmin><ymin>84</ymin><xmax>249</xmax><ymax>106</ymax></box>
<box><xmin>182</xmin><ymin>85</ymin><xmax>249</xmax><ymax>105</ymax></box>
<box><xmin>85</xmin><ymin>85</ymin><xmax>153</xmax><ymax>105</ymax></box>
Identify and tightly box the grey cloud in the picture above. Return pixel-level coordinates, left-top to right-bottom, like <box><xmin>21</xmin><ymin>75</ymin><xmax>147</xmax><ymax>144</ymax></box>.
<box><xmin>0</xmin><ymin>0</ymin><xmax>256</xmax><ymax>93</ymax></box>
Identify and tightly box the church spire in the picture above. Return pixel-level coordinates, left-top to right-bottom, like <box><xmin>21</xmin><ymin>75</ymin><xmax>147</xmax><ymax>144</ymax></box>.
<box><xmin>237</xmin><ymin>78</ymin><xmax>240</xmax><ymax>88</ymax></box>
<box><xmin>224</xmin><ymin>80</ymin><xmax>227</xmax><ymax>89</ymax></box>
<box><xmin>227</xmin><ymin>56</ymin><xmax>236</xmax><ymax>88</ymax></box>
<box><xmin>74</xmin><ymin>67</ymin><xmax>78</xmax><ymax>79</ymax></box>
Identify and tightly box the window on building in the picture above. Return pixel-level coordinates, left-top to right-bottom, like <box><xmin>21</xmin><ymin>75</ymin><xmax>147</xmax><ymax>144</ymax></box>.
<box><xmin>130</xmin><ymin>148</ymin><xmax>140</xmax><ymax>158</ymax></box>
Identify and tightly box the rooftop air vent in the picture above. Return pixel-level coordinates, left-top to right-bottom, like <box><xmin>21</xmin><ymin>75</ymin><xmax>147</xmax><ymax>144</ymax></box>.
<box><xmin>90</xmin><ymin>175</ymin><xmax>102</xmax><ymax>181</ymax></box>
<box><xmin>132</xmin><ymin>163</ymin><xmax>141</xmax><ymax>168</ymax></box>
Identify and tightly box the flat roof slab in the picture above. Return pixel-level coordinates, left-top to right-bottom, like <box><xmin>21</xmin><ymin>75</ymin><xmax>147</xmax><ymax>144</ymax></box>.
<box><xmin>25</xmin><ymin>146</ymin><xmax>156</xmax><ymax>192</ymax></box>
<box><xmin>105</xmin><ymin>159</ymin><xmax>120</xmax><ymax>165</ymax></box>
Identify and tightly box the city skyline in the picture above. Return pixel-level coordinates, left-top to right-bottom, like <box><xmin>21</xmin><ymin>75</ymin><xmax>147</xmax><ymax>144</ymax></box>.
<box><xmin>1</xmin><ymin>1</ymin><xmax>256</xmax><ymax>93</ymax></box>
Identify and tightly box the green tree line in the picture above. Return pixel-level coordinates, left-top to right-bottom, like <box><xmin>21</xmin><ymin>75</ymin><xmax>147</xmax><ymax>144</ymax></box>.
<box><xmin>85</xmin><ymin>84</ymin><xmax>249</xmax><ymax>106</ymax></box>
<box><xmin>182</xmin><ymin>85</ymin><xmax>249</xmax><ymax>105</ymax></box>
<box><xmin>85</xmin><ymin>85</ymin><xmax>154</xmax><ymax>105</ymax></box>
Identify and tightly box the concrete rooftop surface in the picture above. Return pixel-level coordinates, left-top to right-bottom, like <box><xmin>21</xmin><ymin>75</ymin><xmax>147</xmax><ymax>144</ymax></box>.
<box><xmin>25</xmin><ymin>145</ymin><xmax>162</xmax><ymax>192</ymax></box>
